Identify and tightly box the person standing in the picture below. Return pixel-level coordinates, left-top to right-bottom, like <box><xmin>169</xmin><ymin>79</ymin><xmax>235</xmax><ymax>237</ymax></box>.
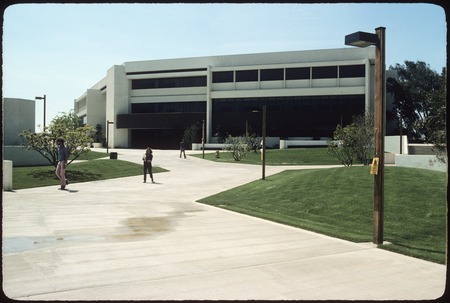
<box><xmin>55</xmin><ymin>138</ymin><xmax>69</xmax><ymax>190</ymax></box>
<box><xmin>180</xmin><ymin>139</ymin><xmax>186</xmax><ymax>159</ymax></box>
<box><xmin>142</xmin><ymin>147</ymin><xmax>154</xmax><ymax>183</ymax></box>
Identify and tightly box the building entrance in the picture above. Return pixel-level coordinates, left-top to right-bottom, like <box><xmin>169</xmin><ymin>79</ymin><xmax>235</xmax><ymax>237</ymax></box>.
<box><xmin>131</xmin><ymin>129</ymin><xmax>185</xmax><ymax>149</ymax></box>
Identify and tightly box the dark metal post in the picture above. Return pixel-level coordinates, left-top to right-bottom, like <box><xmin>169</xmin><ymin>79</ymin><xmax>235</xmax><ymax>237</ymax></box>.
<box><xmin>106</xmin><ymin>120</ymin><xmax>114</xmax><ymax>154</ymax></box>
<box><xmin>262</xmin><ymin>105</ymin><xmax>266</xmax><ymax>180</ymax></box>
<box><xmin>202</xmin><ymin>119</ymin><xmax>205</xmax><ymax>159</ymax></box>
<box><xmin>106</xmin><ymin>120</ymin><xmax>110</xmax><ymax>154</ymax></box>
<box><xmin>399</xmin><ymin>111</ymin><xmax>403</xmax><ymax>154</ymax></box>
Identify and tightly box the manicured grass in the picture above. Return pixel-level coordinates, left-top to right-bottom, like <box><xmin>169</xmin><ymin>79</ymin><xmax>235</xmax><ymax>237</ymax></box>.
<box><xmin>192</xmin><ymin>147</ymin><xmax>342</xmax><ymax>165</ymax></box>
<box><xmin>197</xmin><ymin>166</ymin><xmax>447</xmax><ymax>264</ymax></box>
<box><xmin>12</xmin><ymin>159</ymin><xmax>168</xmax><ymax>190</ymax></box>
<box><xmin>69</xmin><ymin>150</ymin><xmax>110</xmax><ymax>161</ymax></box>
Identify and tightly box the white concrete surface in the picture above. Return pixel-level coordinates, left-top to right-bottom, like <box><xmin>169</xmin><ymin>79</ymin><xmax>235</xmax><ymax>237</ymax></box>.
<box><xmin>2</xmin><ymin>149</ymin><xmax>447</xmax><ymax>300</ymax></box>
<box><xmin>2</xmin><ymin>160</ymin><xmax>13</xmax><ymax>191</ymax></box>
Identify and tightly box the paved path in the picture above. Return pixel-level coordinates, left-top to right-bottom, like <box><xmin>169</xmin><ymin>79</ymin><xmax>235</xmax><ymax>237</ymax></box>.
<box><xmin>2</xmin><ymin>149</ymin><xmax>446</xmax><ymax>300</ymax></box>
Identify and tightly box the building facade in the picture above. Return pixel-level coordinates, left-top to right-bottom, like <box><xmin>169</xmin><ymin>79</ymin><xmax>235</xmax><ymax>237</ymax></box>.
<box><xmin>3</xmin><ymin>98</ymin><xmax>49</xmax><ymax>166</ymax></box>
<box><xmin>74</xmin><ymin>48</ymin><xmax>379</xmax><ymax>149</ymax></box>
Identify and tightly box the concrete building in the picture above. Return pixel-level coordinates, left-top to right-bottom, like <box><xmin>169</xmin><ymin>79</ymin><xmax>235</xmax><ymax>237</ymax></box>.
<box><xmin>74</xmin><ymin>48</ymin><xmax>387</xmax><ymax>149</ymax></box>
<box><xmin>3</xmin><ymin>98</ymin><xmax>49</xmax><ymax>166</ymax></box>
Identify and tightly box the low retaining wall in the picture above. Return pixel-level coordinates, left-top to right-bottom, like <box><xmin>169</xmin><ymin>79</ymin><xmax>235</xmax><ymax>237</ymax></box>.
<box><xmin>395</xmin><ymin>154</ymin><xmax>446</xmax><ymax>172</ymax></box>
<box><xmin>3</xmin><ymin>146</ymin><xmax>50</xmax><ymax>167</ymax></box>
<box><xmin>280</xmin><ymin>139</ymin><xmax>328</xmax><ymax>149</ymax></box>
<box><xmin>192</xmin><ymin>143</ymin><xmax>225</xmax><ymax>150</ymax></box>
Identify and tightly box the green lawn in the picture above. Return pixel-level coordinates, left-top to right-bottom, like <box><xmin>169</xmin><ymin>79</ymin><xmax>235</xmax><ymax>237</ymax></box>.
<box><xmin>197</xmin><ymin>166</ymin><xmax>447</xmax><ymax>264</ymax></box>
<box><xmin>192</xmin><ymin>147</ymin><xmax>342</xmax><ymax>165</ymax></box>
<box><xmin>13</xmin><ymin>152</ymin><xmax>168</xmax><ymax>190</ymax></box>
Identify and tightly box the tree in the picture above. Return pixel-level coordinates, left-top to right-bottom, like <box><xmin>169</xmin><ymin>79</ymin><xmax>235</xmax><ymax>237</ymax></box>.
<box><xmin>93</xmin><ymin>124</ymin><xmax>105</xmax><ymax>144</ymax></box>
<box><xmin>223</xmin><ymin>135</ymin><xmax>252</xmax><ymax>161</ymax></box>
<box><xmin>183</xmin><ymin>123</ymin><xmax>202</xmax><ymax>149</ymax></box>
<box><xmin>327</xmin><ymin>124</ymin><xmax>358</xmax><ymax>166</ymax></box>
<box><xmin>425</xmin><ymin>68</ymin><xmax>447</xmax><ymax>163</ymax></box>
<box><xmin>387</xmin><ymin>61</ymin><xmax>442</xmax><ymax>142</ymax></box>
<box><xmin>327</xmin><ymin>112</ymin><xmax>374</xmax><ymax>166</ymax></box>
<box><xmin>243</xmin><ymin>133</ymin><xmax>261</xmax><ymax>153</ymax></box>
<box><xmin>352</xmin><ymin>112</ymin><xmax>374</xmax><ymax>165</ymax></box>
<box><xmin>20</xmin><ymin>111</ymin><xmax>95</xmax><ymax>167</ymax></box>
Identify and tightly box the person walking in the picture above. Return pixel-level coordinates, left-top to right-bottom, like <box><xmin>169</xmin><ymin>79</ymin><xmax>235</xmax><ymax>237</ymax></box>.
<box><xmin>55</xmin><ymin>138</ymin><xmax>69</xmax><ymax>190</ymax></box>
<box><xmin>180</xmin><ymin>139</ymin><xmax>186</xmax><ymax>159</ymax></box>
<box><xmin>142</xmin><ymin>147</ymin><xmax>154</xmax><ymax>183</ymax></box>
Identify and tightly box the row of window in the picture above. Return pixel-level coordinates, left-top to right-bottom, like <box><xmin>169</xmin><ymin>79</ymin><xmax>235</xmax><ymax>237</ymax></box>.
<box><xmin>212</xmin><ymin>95</ymin><xmax>365</xmax><ymax>112</ymax></box>
<box><xmin>131</xmin><ymin>64</ymin><xmax>366</xmax><ymax>90</ymax></box>
<box><xmin>132</xmin><ymin>76</ymin><xmax>207</xmax><ymax>90</ymax></box>
<box><xmin>131</xmin><ymin>95</ymin><xmax>364</xmax><ymax>114</ymax></box>
<box><xmin>132</xmin><ymin>101</ymin><xmax>206</xmax><ymax>114</ymax></box>
<box><xmin>213</xmin><ymin>64</ymin><xmax>365</xmax><ymax>83</ymax></box>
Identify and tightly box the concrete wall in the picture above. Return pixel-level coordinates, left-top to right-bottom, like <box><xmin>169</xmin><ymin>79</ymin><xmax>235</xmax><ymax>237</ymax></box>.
<box><xmin>395</xmin><ymin>154</ymin><xmax>447</xmax><ymax>172</ymax></box>
<box><xmin>3</xmin><ymin>98</ymin><xmax>36</xmax><ymax>145</ymax></box>
<box><xmin>385</xmin><ymin>135</ymin><xmax>409</xmax><ymax>155</ymax></box>
<box><xmin>3</xmin><ymin>146</ymin><xmax>51</xmax><ymax>167</ymax></box>
<box><xmin>106</xmin><ymin>65</ymin><xmax>129</xmax><ymax>148</ymax></box>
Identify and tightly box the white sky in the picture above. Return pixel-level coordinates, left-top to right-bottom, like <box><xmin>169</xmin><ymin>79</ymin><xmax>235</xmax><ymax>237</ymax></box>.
<box><xmin>2</xmin><ymin>3</ymin><xmax>447</xmax><ymax>131</ymax></box>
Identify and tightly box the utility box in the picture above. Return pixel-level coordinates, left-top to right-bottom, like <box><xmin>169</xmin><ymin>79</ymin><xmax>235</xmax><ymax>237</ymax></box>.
<box><xmin>110</xmin><ymin>152</ymin><xmax>118</xmax><ymax>159</ymax></box>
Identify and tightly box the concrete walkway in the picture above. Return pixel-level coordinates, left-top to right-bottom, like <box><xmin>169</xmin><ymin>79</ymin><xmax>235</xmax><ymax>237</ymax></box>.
<box><xmin>2</xmin><ymin>149</ymin><xmax>447</xmax><ymax>300</ymax></box>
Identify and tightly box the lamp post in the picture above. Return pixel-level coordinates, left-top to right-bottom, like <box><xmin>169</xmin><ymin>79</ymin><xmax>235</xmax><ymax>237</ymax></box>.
<box><xmin>202</xmin><ymin>119</ymin><xmax>205</xmax><ymax>159</ymax></box>
<box><xmin>345</xmin><ymin>27</ymin><xmax>386</xmax><ymax>245</ymax></box>
<box><xmin>106</xmin><ymin>120</ymin><xmax>114</xmax><ymax>154</ymax></box>
<box><xmin>253</xmin><ymin>105</ymin><xmax>266</xmax><ymax>180</ymax></box>
<box><xmin>35</xmin><ymin>95</ymin><xmax>46</xmax><ymax>129</ymax></box>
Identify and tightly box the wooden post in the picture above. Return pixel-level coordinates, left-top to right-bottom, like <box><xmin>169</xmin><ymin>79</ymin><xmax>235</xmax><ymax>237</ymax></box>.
<box><xmin>373</xmin><ymin>27</ymin><xmax>386</xmax><ymax>245</ymax></box>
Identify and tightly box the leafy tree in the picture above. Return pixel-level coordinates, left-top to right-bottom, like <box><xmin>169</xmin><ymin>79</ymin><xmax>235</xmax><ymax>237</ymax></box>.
<box><xmin>425</xmin><ymin>68</ymin><xmax>447</xmax><ymax>163</ymax></box>
<box><xmin>352</xmin><ymin>112</ymin><xmax>374</xmax><ymax>165</ymax></box>
<box><xmin>387</xmin><ymin>61</ymin><xmax>442</xmax><ymax>142</ymax></box>
<box><xmin>20</xmin><ymin>111</ymin><xmax>95</xmax><ymax>167</ymax></box>
<box><xmin>183</xmin><ymin>122</ymin><xmax>202</xmax><ymax>149</ymax></box>
<box><xmin>243</xmin><ymin>133</ymin><xmax>261</xmax><ymax>153</ymax></box>
<box><xmin>327</xmin><ymin>112</ymin><xmax>374</xmax><ymax>166</ymax></box>
<box><xmin>93</xmin><ymin>124</ymin><xmax>105</xmax><ymax>144</ymax></box>
<box><xmin>224</xmin><ymin>135</ymin><xmax>252</xmax><ymax>161</ymax></box>
<box><xmin>327</xmin><ymin>124</ymin><xmax>358</xmax><ymax>166</ymax></box>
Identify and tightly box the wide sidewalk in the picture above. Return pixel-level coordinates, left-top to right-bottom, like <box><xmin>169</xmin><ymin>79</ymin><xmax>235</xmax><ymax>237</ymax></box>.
<box><xmin>2</xmin><ymin>149</ymin><xmax>447</xmax><ymax>300</ymax></box>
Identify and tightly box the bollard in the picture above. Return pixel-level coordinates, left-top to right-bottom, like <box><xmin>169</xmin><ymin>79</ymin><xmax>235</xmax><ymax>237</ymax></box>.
<box><xmin>3</xmin><ymin>160</ymin><xmax>13</xmax><ymax>191</ymax></box>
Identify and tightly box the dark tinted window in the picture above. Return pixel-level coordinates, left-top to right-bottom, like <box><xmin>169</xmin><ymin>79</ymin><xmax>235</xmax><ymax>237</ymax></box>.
<box><xmin>132</xmin><ymin>76</ymin><xmax>206</xmax><ymax>89</ymax></box>
<box><xmin>236</xmin><ymin>70</ymin><xmax>258</xmax><ymax>82</ymax></box>
<box><xmin>286</xmin><ymin>67</ymin><xmax>310</xmax><ymax>80</ymax></box>
<box><xmin>312</xmin><ymin>66</ymin><xmax>338</xmax><ymax>79</ymax></box>
<box><xmin>132</xmin><ymin>101</ymin><xmax>206</xmax><ymax>113</ymax></box>
<box><xmin>212</xmin><ymin>71</ymin><xmax>234</xmax><ymax>83</ymax></box>
<box><xmin>339</xmin><ymin>64</ymin><xmax>365</xmax><ymax>78</ymax></box>
<box><xmin>260</xmin><ymin>68</ymin><xmax>284</xmax><ymax>81</ymax></box>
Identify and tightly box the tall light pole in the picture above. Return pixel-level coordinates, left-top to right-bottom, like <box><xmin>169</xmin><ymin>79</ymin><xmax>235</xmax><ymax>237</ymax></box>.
<box><xmin>253</xmin><ymin>105</ymin><xmax>266</xmax><ymax>180</ymax></box>
<box><xmin>202</xmin><ymin>119</ymin><xmax>205</xmax><ymax>159</ymax></box>
<box><xmin>35</xmin><ymin>95</ymin><xmax>46</xmax><ymax>129</ymax></box>
<box><xmin>345</xmin><ymin>27</ymin><xmax>386</xmax><ymax>244</ymax></box>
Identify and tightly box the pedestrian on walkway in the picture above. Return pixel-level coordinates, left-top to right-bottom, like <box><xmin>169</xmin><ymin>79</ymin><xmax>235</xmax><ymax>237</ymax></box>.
<box><xmin>180</xmin><ymin>139</ymin><xmax>187</xmax><ymax>159</ymax></box>
<box><xmin>55</xmin><ymin>138</ymin><xmax>69</xmax><ymax>190</ymax></box>
<box><xmin>142</xmin><ymin>147</ymin><xmax>154</xmax><ymax>183</ymax></box>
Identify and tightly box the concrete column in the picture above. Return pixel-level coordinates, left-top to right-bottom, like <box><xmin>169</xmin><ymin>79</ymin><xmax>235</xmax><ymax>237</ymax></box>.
<box><xmin>3</xmin><ymin>160</ymin><xmax>13</xmax><ymax>191</ymax></box>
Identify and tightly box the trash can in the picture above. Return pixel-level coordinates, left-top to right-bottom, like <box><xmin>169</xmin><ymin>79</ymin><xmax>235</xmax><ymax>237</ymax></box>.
<box><xmin>110</xmin><ymin>152</ymin><xmax>118</xmax><ymax>159</ymax></box>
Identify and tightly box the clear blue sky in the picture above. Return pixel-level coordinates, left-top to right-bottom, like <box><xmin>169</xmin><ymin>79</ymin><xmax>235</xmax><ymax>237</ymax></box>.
<box><xmin>2</xmin><ymin>3</ymin><xmax>447</xmax><ymax>131</ymax></box>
